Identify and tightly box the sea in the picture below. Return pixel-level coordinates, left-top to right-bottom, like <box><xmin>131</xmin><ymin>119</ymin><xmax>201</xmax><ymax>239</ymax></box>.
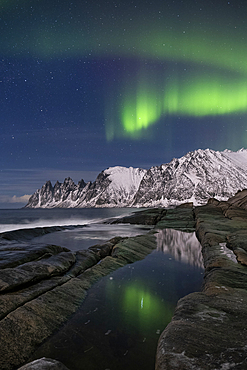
<box><xmin>0</xmin><ymin>208</ymin><xmax>204</xmax><ymax>370</ymax></box>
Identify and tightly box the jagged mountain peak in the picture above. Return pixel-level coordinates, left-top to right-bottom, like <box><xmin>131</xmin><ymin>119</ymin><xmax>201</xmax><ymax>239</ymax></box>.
<box><xmin>25</xmin><ymin>148</ymin><xmax>247</xmax><ymax>208</ymax></box>
<box><xmin>78</xmin><ymin>179</ymin><xmax>87</xmax><ymax>188</ymax></box>
<box><xmin>43</xmin><ymin>180</ymin><xmax>52</xmax><ymax>187</ymax></box>
<box><xmin>25</xmin><ymin>165</ymin><xmax>146</xmax><ymax>208</ymax></box>
<box><xmin>132</xmin><ymin>148</ymin><xmax>247</xmax><ymax>207</ymax></box>
<box><xmin>63</xmin><ymin>176</ymin><xmax>74</xmax><ymax>183</ymax></box>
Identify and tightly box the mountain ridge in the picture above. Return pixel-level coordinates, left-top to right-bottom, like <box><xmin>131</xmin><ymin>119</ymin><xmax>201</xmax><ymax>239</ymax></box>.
<box><xmin>25</xmin><ymin>148</ymin><xmax>247</xmax><ymax>208</ymax></box>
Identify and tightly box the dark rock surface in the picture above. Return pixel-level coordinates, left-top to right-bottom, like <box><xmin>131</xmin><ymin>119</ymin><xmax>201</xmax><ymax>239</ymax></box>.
<box><xmin>110</xmin><ymin>208</ymin><xmax>166</xmax><ymax>225</ymax></box>
<box><xmin>0</xmin><ymin>221</ymin><xmax>159</xmax><ymax>370</ymax></box>
<box><xmin>156</xmin><ymin>190</ymin><xmax>247</xmax><ymax>370</ymax></box>
<box><xmin>17</xmin><ymin>357</ymin><xmax>70</xmax><ymax>369</ymax></box>
<box><xmin>2</xmin><ymin>190</ymin><xmax>247</xmax><ymax>370</ymax></box>
<box><xmin>112</xmin><ymin>206</ymin><xmax>196</xmax><ymax>232</ymax></box>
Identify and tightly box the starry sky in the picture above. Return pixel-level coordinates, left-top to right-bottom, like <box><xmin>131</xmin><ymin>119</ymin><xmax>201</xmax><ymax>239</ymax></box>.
<box><xmin>1</xmin><ymin>0</ymin><xmax>247</xmax><ymax>208</ymax></box>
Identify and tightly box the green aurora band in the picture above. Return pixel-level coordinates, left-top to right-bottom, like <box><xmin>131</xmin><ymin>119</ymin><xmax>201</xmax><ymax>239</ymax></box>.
<box><xmin>106</xmin><ymin>67</ymin><xmax>247</xmax><ymax>140</ymax></box>
<box><xmin>1</xmin><ymin>1</ymin><xmax>247</xmax><ymax>141</ymax></box>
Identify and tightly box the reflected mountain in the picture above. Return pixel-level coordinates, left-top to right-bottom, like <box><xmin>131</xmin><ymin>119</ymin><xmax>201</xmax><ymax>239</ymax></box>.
<box><xmin>156</xmin><ymin>229</ymin><xmax>203</xmax><ymax>268</ymax></box>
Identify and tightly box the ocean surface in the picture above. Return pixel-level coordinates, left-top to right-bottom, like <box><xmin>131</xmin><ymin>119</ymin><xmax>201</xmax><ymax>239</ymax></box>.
<box><xmin>0</xmin><ymin>208</ymin><xmax>134</xmax><ymax>233</ymax></box>
<box><xmin>0</xmin><ymin>208</ymin><xmax>204</xmax><ymax>370</ymax></box>
<box><xmin>0</xmin><ymin>208</ymin><xmax>151</xmax><ymax>249</ymax></box>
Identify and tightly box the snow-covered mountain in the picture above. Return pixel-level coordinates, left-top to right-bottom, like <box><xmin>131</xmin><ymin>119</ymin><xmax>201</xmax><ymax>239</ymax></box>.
<box><xmin>25</xmin><ymin>166</ymin><xmax>146</xmax><ymax>208</ymax></box>
<box><xmin>133</xmin><ymin>148</ymin><xmax>247</xmax><ymax>207</ymax></box>
<box><xmin>25</xmin><ymin>148</ymin><xmax>247</xmax><ymax>208</ymax></box>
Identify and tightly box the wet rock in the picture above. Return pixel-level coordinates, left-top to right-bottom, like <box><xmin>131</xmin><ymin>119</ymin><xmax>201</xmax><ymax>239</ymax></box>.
<box><xmin>17</xmin><ymin>357</ymin><xmax>70</xmax><ymax>369</ymax></box>
<box><xmin>0</xmin><ymin>224</ymin><xmax>158</xmax><ymax>370</ymax></box>
<box><xmin>156</xmin><ymin>290</ymin><xmax>247</xmax><ymax>370</ymax></box>
<box><xmin>110</xmin><ymin>208</ymin><xmax>166</xmax><ymax>225</ymax></box>
<box><xmin>0</xmin><ymin>278</ymin><xmax>88</xmax><ymax>369</ymax></box>
<box><xmin>3</xmin><ymin>190</ymin><xmax>247</xmax><ymax>370</ymax></box>
<box><xmin>156</xmin><ymin>189</ymin><xmax>247</xmax><ymax>370</ymax></box>
<box><xmin>0</xmin><ymin>252</ymin><xmax>76</xmax><ymax>292</ymax></box>
<box><xmin>156</xmin><ymin>208</ymin><xmax>196</xmax><ymax>232</ymax></box>
<box><xmin>0</xmin><ymin>244</ymin><xmax>70</xmax><ymax>269</ymax></box>
<box><xmin>232</xmin><ymin>248</ymin><xmax>247</xmax><ymax>266</ymax></box>
<box><xmin>227</xmin><ymin>188</ymin><xmax>247</xmax><ymax>209</ymax></box>
<box><xmin>111</xmin><ymin>206</ymin><xmax>196</xmax><ymax>231</ymax></box>
<box><xmin>0</xmin><ymin>226</ymin><xmax>64</xmax><ymax>241</ymax></box>
<box><xmin>175</xmin><ymin>202</ymin><xmax>193</xmax><ymax>208</ymax></box>
<box><xmin>0</xmin><ymin>225</ymin><xmax>85</xmax><ymax>242</ymax></box>
<box><xmin>112</xmin><ymin>233</ymin><xmax>157</xmax><ymax>263</ymax></box>
<box><xmin>88</xmin><ymin>238</ymin><xmax>121</xmax><ymax>259</ymax></box>
<box><xmin>65</xmin><ymin>249</ymin><xmax>100</xmax><ymax>277</ymax></box>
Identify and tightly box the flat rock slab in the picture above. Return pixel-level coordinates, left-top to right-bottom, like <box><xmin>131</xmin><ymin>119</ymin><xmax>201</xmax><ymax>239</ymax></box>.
<box><xmin>156</xmin><ymin>290</ymin><xmax>247</xmax><ymax>370</ymax></box>
<box><xmin>113</xmin><ymin>207</ymin><xmax>196</xmax><ymax>232</ymax></box>
<box><xmin>110</xmin><ymin>208</ymin><xmax>166</xmax><ymax>225</ymax></box>
<box><xmin>0</xmin><ymin>225</ymin><xmax>157</xmax><ymax>370</ymax></box>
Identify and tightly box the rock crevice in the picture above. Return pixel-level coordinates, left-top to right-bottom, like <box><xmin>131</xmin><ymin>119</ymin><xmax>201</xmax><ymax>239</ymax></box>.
<box><xmin>156</xmin><ymin>191</ymin><xmax>247</xmax><ymax>370</ymax></box>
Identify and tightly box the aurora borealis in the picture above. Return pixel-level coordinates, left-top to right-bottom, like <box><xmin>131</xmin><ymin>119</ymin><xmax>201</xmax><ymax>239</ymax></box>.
<box><xmin>113</xmin><ymin>67</ymin><xmax>247</xmax><ymax>140</ymax></box>
<box><xmin>1</xmin><ymin>0</ymin><xmax>247</xmax><ymax>207</ymax></box>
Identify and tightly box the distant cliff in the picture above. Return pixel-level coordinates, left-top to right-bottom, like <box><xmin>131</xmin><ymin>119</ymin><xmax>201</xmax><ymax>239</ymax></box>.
<box><xmin>25</xmin><ymin>148</ymin><xmax>247</xmax><ymax>208</ymax></box>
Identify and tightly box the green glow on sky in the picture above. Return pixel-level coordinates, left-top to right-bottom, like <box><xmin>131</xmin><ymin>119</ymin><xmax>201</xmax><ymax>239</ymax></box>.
<box><xmin>121</xmin><ymin>72</ymin><xmax>163</xmax><ymax>137</ymax></box>
<box><xmin>163</xmin><ymin>74</ymin><xmax>247</xmax><ymax>117</ymax></box>
<box><xmin>109</xmin><ymin>69</ymin><xmax>247</xmax><ymax>140</ymax></box>
<box><xmin>2</xmin><ymin>1</ymin><xmax>247</xmax><ymax>142</ymax></box>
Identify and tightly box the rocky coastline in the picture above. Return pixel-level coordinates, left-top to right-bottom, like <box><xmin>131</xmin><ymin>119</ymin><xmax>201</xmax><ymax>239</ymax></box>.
<box><xmin>1</xmin><ymin>190</ymin><xmax>247</xmax><ymax>369</ymax></box>
<box><xmin>156</xmin><ymin>190</ymin><xmax>247</xmax><ymax>370</ymax></box>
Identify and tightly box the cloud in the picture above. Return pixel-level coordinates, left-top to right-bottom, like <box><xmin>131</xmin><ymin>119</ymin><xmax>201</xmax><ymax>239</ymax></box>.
<box><xmin>0</xmin><ymin>195</ymin><xmax>31</xmax><ymax>204</ymax></box>
<box><xmin>10</xmin><ymin>195</ymin><xmax>31</xmax><ymax>203</ymax></box>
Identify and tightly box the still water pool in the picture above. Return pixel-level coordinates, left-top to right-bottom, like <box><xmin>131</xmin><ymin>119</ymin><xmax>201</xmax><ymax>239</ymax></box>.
<box><xmin>31</xmin><ymin>229</ymin><xmax>204</xmax><ymax>370</ymax></box>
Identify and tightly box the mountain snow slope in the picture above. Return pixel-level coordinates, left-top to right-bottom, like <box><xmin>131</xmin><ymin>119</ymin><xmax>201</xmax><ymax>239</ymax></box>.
<box><xmin>132</xmin><ymin>148</ymin><xmax>247</xmax><ymax>207</ymax></box>
<box><xmin>25</xmin><ymin>148</ymin><xmax>247</xmax><ymax>208</ymax></box>
<box><xmin>25</xmin><ymin>167</ymin><xmax>146</xmax><ymax>208</ymax></box>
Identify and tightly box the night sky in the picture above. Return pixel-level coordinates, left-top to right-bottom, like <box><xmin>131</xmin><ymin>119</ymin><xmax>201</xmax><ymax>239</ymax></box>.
<box><xmin>1</xmin><ymin>0</ymin><xmax>247</xmax><ymax>208</ymax></box>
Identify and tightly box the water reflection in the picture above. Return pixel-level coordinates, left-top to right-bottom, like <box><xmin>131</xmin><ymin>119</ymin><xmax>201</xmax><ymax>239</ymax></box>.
<box><xmin>30</xmin><ymin>230</ymin><xmax>204</xmax><ymax>370</ymax></box>
<box><xmin>156</xmin><ymin>229</ymin><xmax>203</xmax><ymax>268</ymax></box>
<box><xmin>219</xmin><ymin>242</ymin><xmax>238</xmax><ymax>263</ymax></box>
<box><xmin>105</xmin><ymin>277</ymin><xmax>174</xmax><ymax>335</ymax></box>
<box><xmin>34</xmin><ymin>224</ymin><xmax>151</xmax><ymax>251</ymax></box>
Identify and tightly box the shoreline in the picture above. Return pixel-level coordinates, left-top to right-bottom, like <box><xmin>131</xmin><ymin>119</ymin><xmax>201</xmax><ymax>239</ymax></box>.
<box><xmin>1</xmin><ymin>192</ymin><xmax>247</xmax><ymax>369</ymax></box>
<box><xmin>156</xmin><ymin>194</ymin><xmax>247</xmax><ymax>369</ymax></box>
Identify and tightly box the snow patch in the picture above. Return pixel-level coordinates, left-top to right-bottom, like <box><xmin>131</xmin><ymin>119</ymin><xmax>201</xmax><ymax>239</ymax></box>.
<box><xmin>104</xmin><ymin>166</ymin><xmax>146</xmax><ymax>193</ymax></box>
<box><xmin>25</xmin><ymin>148</ymin><xmax>247</xmax><ymax>209</ymax></box>
<box><xmin>223</xmin><ymin>148</ymin><xmax>247</xmax><ymax>168</ymax></box>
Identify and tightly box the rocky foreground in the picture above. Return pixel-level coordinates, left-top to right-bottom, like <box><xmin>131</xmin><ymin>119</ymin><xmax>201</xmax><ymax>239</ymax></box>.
<box><xmin>1</xmin><ymin>190</ymin><xmax>247</xmax><ymax>369</ymax></box>
<box><xmin>156</xmin><ymin>191</ymin><xmax>247</xmax><ymax>370</ymax></box>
